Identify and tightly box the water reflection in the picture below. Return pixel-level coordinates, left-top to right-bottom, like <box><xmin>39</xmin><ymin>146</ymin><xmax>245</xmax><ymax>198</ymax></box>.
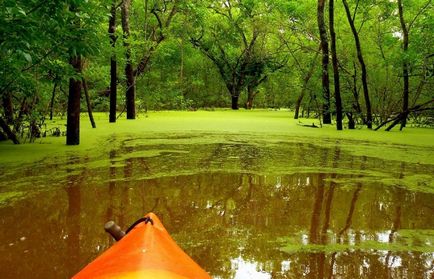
<box><xmin>0</xmin><ymin>138</ymin><xmax>433</xmax><ymax>278</ymax></box>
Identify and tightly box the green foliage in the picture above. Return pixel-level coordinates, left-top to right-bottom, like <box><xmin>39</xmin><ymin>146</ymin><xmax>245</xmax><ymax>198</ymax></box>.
<box><xmin>1</xmin><ymin>0</ymin><xmax>433</xmax><ymax>143</ymax></box>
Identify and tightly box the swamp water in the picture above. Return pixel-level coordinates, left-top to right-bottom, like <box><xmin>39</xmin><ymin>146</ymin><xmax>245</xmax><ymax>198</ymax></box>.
<box><xmin>0</xmin><ymin>133</ymin><xmax>433</xmax><ymax>278</ymax></box>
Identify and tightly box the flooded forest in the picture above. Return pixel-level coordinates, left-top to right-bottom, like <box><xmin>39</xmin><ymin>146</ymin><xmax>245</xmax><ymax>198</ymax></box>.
<box><xmin>1</xmin><ymin>0</ymin><xmax>433</xmax><ymax>278</ymax></box>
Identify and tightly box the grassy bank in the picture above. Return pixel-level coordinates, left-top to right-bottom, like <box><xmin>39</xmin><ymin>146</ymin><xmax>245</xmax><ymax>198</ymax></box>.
<box><xmin>1</xmin><ymin>110</ymin><xmax>433</xmax><ymax>166</ymax></box>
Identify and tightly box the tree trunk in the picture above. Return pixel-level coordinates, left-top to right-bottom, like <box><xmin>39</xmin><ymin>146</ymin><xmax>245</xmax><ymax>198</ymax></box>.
<box><xmin>346</xmin><ymin>112</ymin><xmax>355</xmax><ymax>129</ymax></box>
<box><xmin>121</xmin><ymin>0</ymin><xmax>136</xmax><ymax>120</ymax></box>
<box><xmin>329</xmin><ymin>0</ymin><xmax>343</xmax><ymax>130</ymax></box>
<box><xmin>0</xmin><ymin>116</ymin><xmax>19</xmax><ymax>144</ymax></box>
<box><xmin>246</xmin><ymin>85</ymin><xmax>255</xmax><ymax>110</ymax></box>
<box><xmin>294</xmin><ymin>49</ymin><xmax>320</xmax><ymax>120</ymax></box>
<box><xmin>82</xmin><ymin>78</ymin><xmax>96</xmax><ymax>128</ymax></box>
<box><xmin>2</xmin><ymin>92</ymin><xmax>14</xmax><ymax>124</ymax></box>
<box><xmin>49</xmin><ymin>82</ymin><xmax>57</xmax><ymax>120</ymax></box>
<box><xmin>180</xmin><ymin>37</ymin><xmax>184</xmax><ymax>94</ymax></box>
<box><xmin>342</xmin><ymin>0</ymin><xmax>373</xmax><ymax>129</ymax></box>
<box><xmin>66</xmin><ymin>55</ymin><xmax>82</xmax><ymax>145</ymax></box>
<box><xmin>351</xmin><ymin>62</ymin><xmax>363</xmax><ymax>116</ymax></box>
<box><xmin>109</xmin><ymin>0</ymin><xmax>117</xmax><ymax>123</ymax></box>
<box><xmin>13</xmin><ymin>98</ymin><xmax>27</xmax><ymax>134</ymax></box>
<box><xmin>317</xmin><ymin>0</ymin><xmax>331</xmax><ymax>124</ymax></box>
<box><xmin>231</xmin><ymin>95</ymin><xmax>239</xmax><ymax>110</ymax></box>
<box><xmin>397</xmin><ymin>0</ymin><xmax>409</xmax><ymax>130</ymax></box>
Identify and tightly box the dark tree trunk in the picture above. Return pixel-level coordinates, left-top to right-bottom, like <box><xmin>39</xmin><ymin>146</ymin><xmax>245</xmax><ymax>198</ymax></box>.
<box><xmin>49</xmin><ymin>82</ymin><xmax>57</xmax><ymax>120</ymax></box>
<box><xmin>0</xmin><ymin>130</ymin><xmax>7</xmax><ymax>141</ymax></box>
<box><xmin>329</xmin><ymin>0</ymin><xmax>343</xmax><ymax>130</ymax></box>
<box><xmin>317</xmin><ymin>0</ymin><xmax>331</xmax><ymax>124</ymax></box>
<box><xmin>342</xmin><ymin>0</ymin><xmax>372</xmax><ymax>129</ymax></box>
<box><xmin>121</xmin><ymin>0</ymin><xmax>136</xmax><ymax>120</ymax></box>
<box><xmin>13</xmin><ymin>98</ymin><xmax>27</xmax><ymax>134</ymax></box>
<box><xmin>2</xmin><ymin>92</ymin><xmax>14</xmax><ymax>124</ymax></box>
<box><xmin>66</xmin><ymin>55</ymin><xmax>82</xmax><ymax>145</ymax></box>
<box><xmin>82</xmin><ymin>78</ymin><xmax>96</xmax><ymax>128</ymax></box>
<box><xmin>346</xmin><ymin>112</ymin><xmax>355</xmax><ymax>129</ymax></box>
<box><xmin>0</xmin><ymin>116</ymin><xmax>19</xmax><ymax>144</ymax></box>
<box><xmin>125</xmin><ymin>64</ymin><xmax>135</xmax><ymax>119</ymax></box>
<box><xmin>398</xmin><ymin>0</ymin><xmax>409</xmax><ymax>130</ymax></box>
<box><xmin>109</xmin><ymin>1</ymin><xmax>117</xmax><ymax>123</ymax></box>
<box><xmin>351</xmin><ymin>62</ymin><xmax>363</xmax><ymax>116</ymax></box>
<box><xmin>231</xmin><ymin>95</ymin><xmax>239</xmax><ymax>110</ymax></box>
<box><xmin>246</xmin><ymin>85</ymin><xmax>255</xmax><ymax>110</ymax></box>
<box><xmin>294</xmin><ymin>49</ymin><xmax>320</xmax><ymax>120</ymax></box>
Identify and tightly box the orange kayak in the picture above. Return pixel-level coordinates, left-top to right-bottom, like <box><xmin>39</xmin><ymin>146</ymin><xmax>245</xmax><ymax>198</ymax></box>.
<box><xmin>73</xmin><ymin>213</ymin><xmax>211</xmax><ymax>279</ymax></box>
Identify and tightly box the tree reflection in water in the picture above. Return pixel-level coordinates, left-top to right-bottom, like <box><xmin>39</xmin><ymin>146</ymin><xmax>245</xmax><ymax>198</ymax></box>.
<box><xmin>0</xmin><ymin>140</ymin><xmax>433</xmax><ymax>278</ymax></box>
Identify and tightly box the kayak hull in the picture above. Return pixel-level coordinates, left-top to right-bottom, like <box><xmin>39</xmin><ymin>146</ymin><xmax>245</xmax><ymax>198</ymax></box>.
<box><xmin>73</xmin><ymin>213</ymin><xmax>211</xmax><ymax>279</ymax></box>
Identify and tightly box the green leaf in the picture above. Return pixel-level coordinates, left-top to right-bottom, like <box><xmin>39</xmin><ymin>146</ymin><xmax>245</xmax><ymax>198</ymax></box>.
<box><xmin>22</xmin><ymin>52</ymin><xmax>32</xmax><ymax>63</ymax></box>
<box><xmin>17</xmin><ymin>7</ymin><xmax>26</xmax><ymax>16</ymax></box>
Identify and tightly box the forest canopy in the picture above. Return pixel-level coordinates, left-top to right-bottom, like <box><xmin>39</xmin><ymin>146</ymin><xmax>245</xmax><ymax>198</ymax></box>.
<box><xmin>0</xmin><ymin>0</ymin><xmax>433</xmax><ymax>144</ymax></box>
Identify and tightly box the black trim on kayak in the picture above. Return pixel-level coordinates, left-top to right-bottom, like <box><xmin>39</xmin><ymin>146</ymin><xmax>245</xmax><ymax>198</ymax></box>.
<box><xmin>125</xmin><ymin>216</ymin><xmax>154</xmax><ymax>234</ymax></box>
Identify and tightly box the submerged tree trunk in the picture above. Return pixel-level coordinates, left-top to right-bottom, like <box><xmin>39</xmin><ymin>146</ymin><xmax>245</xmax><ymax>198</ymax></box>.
<box><xmin>397</xmin><ymin>0</ymin><xmax>409</xmax><ymax>130</ymax></box>
<box><xmin>317</xmin><ymin>0</ymin><xmax>331</xmax><ymax>124</ymax></box>
<box><xmin>121</xmin><ymin>0</ymin><xmax>136</xmax><ymax>120</ymax></box>
<box><xmin>342</xmin><ymin>0</ymin><xmax>373</xmax><ymax>129</ymax></box>
<box><xmin>82</xmin><ymin>78</ymin><xmax>96</xmax><ymax>128</ymax></box>
<box><xmin>66</xmin><ymin>55</ymin><xmax>82</xmax><ymax>145</ymax></box>
<box><xmin>294</xmin><ymin>49</ymin><xmax>320</xmax><ymax>120</ymax></box>
<box><xmin>329</xmin><ymin>0</ymin><xmax>343</xmax><ymax>130</ymax></box>
<box><xmin>109</xmin><ymin>0</ymin><xmax>117</xmax><ymax>123</ymax></box>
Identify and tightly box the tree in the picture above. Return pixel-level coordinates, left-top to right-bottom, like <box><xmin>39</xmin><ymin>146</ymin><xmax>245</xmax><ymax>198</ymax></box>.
<box><xmin>66</xmin><ymin>55</ymin><xmax>82</xmax><ymax>145</ymax></box>
<box><xmin>121</xmin><ymin>0</ymin><xmax>136</xmax><ymax>120</ymax></box>
<box><xmin>342</xmin><ymin>0</ymin><xmax>373</xmax><ymax>129</ymax></box>
<box><xmin>120</xmin><ymin>0</ymin><xmax>179</xmax><ymax>118</ymax></box>
<box><xmin>317</xmin><ymin>0</ymin><xmax>332</xmax><ymax>123</ymax></box>
<box><xmin>109</xmin><ymin>0</ymin><xmax>118</xmax><ymax>123</ymax></box>
<box><xmin>189</xmin><ymin>1</ymin><xmax>287</xmax><ymax>110</ymax></box>
<box><xmin>375</xmin><ymin>0</ymin><xmax>433</xmax><ymax>130</ymax></box>
<box><xmin>397</xmin><ymin>0</ymin><xmax>410</xmax><ymax>130</ymax></box>
<box><xmin>293</xmin><ymin>49</ymin><xmax>320</xmax><ymax>120</ymax></box>
<box><xmin>329</xmin><ymin>0</ymin><xmax>343</xmax><ymax>130</ymax></box>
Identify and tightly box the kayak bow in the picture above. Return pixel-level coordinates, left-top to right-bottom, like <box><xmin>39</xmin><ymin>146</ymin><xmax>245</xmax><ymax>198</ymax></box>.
<box><xmin>73</xmin><ymin>213</ymin><xmax>211</xmax><ymax>279</ymax></box>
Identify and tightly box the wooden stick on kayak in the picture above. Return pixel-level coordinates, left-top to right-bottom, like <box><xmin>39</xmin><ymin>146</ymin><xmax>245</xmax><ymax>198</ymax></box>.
<box><xmin>104</xmin><ymin>220</ymin><xmax>125</xmax><ymax>241</ymax></box>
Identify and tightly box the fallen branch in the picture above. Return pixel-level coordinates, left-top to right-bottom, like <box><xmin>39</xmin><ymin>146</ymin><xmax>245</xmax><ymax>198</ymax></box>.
<box><xmin>375</xmin><ymin>99</ymin><xmax>434</xmax><ymax>131</ymax></box>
